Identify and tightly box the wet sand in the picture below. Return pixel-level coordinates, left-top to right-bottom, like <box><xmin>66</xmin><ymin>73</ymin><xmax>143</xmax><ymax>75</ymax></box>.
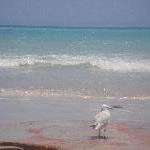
<box><xmin>0</xmin><ymin>96</ymin><xmax>150</xmax><ymax>150</ymax></box>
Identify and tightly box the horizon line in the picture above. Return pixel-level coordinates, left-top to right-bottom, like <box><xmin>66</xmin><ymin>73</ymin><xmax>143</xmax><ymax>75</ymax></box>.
<box><xmin>0</xmin><ymin>24</ymin><xmax>150</xmax><ymax>29</ymax></box>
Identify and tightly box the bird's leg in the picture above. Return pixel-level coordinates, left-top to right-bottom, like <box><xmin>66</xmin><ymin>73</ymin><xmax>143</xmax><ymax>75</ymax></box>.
<box><xmin>98</xmin><ymin>129</ymin><xmax>101</xmax><ymax>139</ymax></box>
<box><xmin>103</xmin><ymin>128</ymin><xmax>107</xmax><ymax>139</ymax></box>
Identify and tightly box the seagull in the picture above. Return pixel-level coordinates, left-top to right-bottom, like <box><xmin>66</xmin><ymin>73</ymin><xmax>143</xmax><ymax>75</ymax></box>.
<box><xmin>90</xmin><ymin>104</ymin><xmax>112</xmax><ymax>139</ymax></box>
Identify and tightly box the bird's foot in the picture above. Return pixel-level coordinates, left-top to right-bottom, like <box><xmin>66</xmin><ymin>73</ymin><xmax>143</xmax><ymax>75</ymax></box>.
<box><xmin>103</xmin><ymin>135</ymin><xmax>108</xmax><ymax>139</ymax></box>
<box><xmin>98</xmin><ymin>135</ymin><xmax>102</xmax><ymax>139</ymax></box>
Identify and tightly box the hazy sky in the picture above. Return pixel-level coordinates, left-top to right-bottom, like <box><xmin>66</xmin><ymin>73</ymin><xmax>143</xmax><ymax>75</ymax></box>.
<box><xmin>0</xmin><ymin>0</ymin><xmax>150</xmax><ymax>27</ymax></box>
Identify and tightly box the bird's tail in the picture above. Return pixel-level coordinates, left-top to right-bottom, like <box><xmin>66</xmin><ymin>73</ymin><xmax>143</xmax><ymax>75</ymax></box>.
<box><xmin>90</xmin><ymin>124</ymin><xmax>96</xmax><ymax>129</ymax></box>
<box><xmin>90</xmin><ymin>122</ymin><xmax>101</xmax><ymax>130</ymax></box>
<box><xmin>90</xmin><ymin>121</ymin><xmax>98</xmax><ymax>129</ymax></box>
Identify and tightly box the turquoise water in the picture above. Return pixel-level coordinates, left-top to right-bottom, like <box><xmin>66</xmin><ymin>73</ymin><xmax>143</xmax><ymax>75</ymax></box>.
<box><xmin>0</xmin><ymin>26</ymin><xmax>150</xmax><ymax>98</ymax></box>
<box><xmin>0</xmin><ymin>26</ymin><xmax>150</xmax><ymax>71</ymax></box>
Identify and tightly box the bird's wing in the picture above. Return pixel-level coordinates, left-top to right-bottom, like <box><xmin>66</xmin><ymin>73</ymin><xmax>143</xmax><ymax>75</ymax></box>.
<box><xmin>95</xmin><ymin>111</ymin><xmax>110</xmax><ymax>124</ymax></box>
<box><xmin>90</xmin><ymin>111</ymin><xmax>110</xmax><ymax>130</ymax></box>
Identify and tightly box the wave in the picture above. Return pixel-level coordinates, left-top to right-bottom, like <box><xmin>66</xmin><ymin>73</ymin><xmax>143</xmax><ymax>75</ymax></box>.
<box><xmin>0</xmin><ymin>54</ymin><xmax>150</xmax><ymax>72</ymax></box>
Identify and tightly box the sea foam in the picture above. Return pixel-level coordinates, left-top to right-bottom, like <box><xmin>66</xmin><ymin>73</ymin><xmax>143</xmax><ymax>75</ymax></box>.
<box><xmin>0</xmin><ymin>54</ymin><xmax>150</xmax><ymax>72</ymax></box>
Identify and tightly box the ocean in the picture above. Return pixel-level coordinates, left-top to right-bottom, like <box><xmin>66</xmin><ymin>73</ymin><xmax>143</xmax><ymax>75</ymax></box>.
<box><xmin>0</xmin><ymin>26</ymin><xmax>150</xmax><ymax>99</ymax></box>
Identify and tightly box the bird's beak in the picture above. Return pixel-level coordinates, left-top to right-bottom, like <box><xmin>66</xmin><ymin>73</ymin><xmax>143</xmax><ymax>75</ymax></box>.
<box><xmin>108</xmin><ymin>106</ymin><xmax>113</xmax><ymax>110</ymax></box>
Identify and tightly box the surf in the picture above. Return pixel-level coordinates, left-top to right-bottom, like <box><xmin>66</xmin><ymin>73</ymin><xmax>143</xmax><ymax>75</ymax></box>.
<box><xmin>0</xmin><ymin>54</ymin><xmax>150</xmax><ymax>72</ymax></box>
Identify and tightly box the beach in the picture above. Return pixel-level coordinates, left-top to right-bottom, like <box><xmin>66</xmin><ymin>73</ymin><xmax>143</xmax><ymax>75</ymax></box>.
<box><xmin>0</xmin><ymin>96</ymin><xmax>150</xmax><ymax>150</ymax></box>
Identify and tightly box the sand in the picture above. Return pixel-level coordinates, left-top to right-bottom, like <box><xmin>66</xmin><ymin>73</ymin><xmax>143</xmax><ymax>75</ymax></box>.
<box><xmin>0</xmin><ymin>96</ymin><xmax>150</xmax><ymax>150</ymax></box>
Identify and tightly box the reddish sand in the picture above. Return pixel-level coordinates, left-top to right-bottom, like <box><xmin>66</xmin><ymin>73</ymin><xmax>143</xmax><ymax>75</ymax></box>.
<box><xmin>1</xmin><ymin>122</ymin><xmax>149</xmax><ymax>150</ymax></box>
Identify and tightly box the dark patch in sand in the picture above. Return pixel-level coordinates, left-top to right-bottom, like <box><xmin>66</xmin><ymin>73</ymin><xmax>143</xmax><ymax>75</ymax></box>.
<box><xmin>0</xmin><ymin>142</ymin><xmax>58</xmax><ymax>150</ymax></box>
<box><xmin>89</xmin><ymin>135</ymin><xmax>108</xmax><ymax>140</ymax></box>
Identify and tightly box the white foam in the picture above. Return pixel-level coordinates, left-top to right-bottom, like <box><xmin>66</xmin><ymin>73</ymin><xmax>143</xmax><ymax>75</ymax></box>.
<box><xmin>48</xmin><ymin>55</ymin><xmax>150</xmax><ymax>72</ymax></box>
<box><xmin>0</xmin><ymin>54</ymin><xmax>150</xmax><ymax>72</ymax></box>
<box><xmin>0</xmin><ymin>55</ymin><xmax>46</xmax><ymax>67</ymax></box>
<box><xmin>90</xmin><ymin>56</ymin><xmax>150</xmax><ymax>72</ymax></box>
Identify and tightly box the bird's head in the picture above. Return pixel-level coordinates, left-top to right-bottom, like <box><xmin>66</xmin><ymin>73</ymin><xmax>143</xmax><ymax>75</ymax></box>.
<box><xmin>101</xmin><ymin>104</ymin><xmax>113</xmax><ymax>111</ymax></box>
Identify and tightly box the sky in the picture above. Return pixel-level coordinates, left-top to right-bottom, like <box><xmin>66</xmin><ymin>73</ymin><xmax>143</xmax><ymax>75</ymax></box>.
<box><xmin>0</xmin><ymin>0</ymin><xmax>150</xmax><ymax>27</ymax></box>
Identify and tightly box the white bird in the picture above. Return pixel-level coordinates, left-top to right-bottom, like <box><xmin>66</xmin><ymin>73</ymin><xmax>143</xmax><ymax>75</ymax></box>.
<box><xmin>91</xmin><ymin>104</ymin><xmax>112</xmax><ymax>139</ymax></box>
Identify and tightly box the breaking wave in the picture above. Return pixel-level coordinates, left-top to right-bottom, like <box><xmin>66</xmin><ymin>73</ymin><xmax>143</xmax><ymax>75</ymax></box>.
<box><xmin>0</xmin><ymin>54</ymin><xmax>150</xmax><ymax>72</ymax></box>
